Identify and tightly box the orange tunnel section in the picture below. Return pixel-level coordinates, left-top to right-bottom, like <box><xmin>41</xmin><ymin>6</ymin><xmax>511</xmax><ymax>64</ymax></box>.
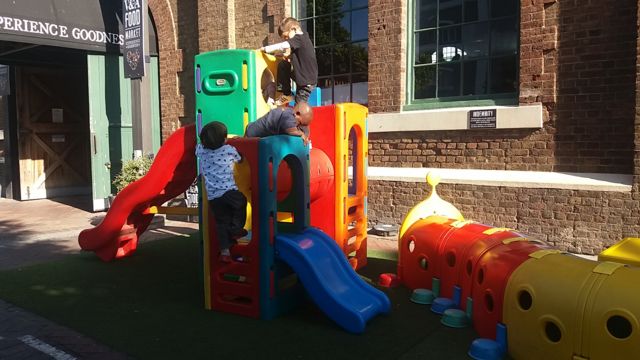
<box><xmin>274</xmin><ymin>148</ymin><xmax>334</xmax><ymax>203</ymax></box>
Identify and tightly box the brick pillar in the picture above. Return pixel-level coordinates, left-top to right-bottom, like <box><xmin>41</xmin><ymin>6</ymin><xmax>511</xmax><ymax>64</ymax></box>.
<box><xmin>149</xmin><ymin>0</ymin><xmax>184</xmax><ymax>139</ymax></box>
<box><xmin>198</xmin><ymin>0</ymin><xmax>236</xmax><ymax>52</ymax></box>
<box><xmin>369</xmin><ymin>0</ymin><xmax>406</xmax><ymax>114</ymax></box>
<box><xmin>634</xmin><ymin>0</ymin><xmax>640</xmax><ymax>196</ymax></box>
<box><xmin>519</xmin><ymin>0</ymin><xmax>558</xmax><ymax>123</ymax></box>
<box><xmin>265</xmin><ymin>0</ymin><xmax>290</xmax><ymax>45</ymax></box>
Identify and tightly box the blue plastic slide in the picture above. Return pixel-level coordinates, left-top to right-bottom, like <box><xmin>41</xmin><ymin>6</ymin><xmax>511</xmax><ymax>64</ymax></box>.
<box><xmin>275</xmin><ymin>227</ymin><xmax>391</xmax><ymax>333</ymax></box>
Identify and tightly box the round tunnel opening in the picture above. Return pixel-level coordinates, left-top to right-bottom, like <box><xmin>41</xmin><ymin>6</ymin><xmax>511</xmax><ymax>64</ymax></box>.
<box><xmin>419</xmin><ymin>256</ymin><xmax>428</xmax><ymax>271</ymax></box>
<box><xmin>607</xmin><ymin>315</ymin><xmax>633</xmax><ymax>340</ymax></box>
<box><xmin>544</xmin><ymin>321</ymin><xmax>562</xmax><ymax>343</ymax></box>
<box><xmin>518</xmin><ymin>290</ymin><xmax>533</xmax><ymax>311</ymax></box>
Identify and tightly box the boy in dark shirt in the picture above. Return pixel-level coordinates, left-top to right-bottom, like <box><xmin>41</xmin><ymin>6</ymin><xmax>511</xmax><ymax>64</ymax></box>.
<box><xmin>244</xmin><ymin>102</ymin><xmax>313</xmax><ymax>146</ymax></box>
<box><xmin>260</xmin><ymin>17</ymin><xmax>318</xmax><ymax>106</ymax></box>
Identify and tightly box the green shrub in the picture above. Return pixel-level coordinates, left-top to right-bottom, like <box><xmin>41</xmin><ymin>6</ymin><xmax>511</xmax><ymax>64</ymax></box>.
<box><xmin>112</xmin><ymin>156</ymin><xmax>153</xmax><ymax>193</ymax></box>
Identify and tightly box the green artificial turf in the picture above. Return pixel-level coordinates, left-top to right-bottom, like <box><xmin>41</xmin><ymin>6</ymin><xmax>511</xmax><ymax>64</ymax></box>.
<box><xmin>0</xmin><ymin>235</ymin><xmax>477</xmax><ymax>359</ymax></box>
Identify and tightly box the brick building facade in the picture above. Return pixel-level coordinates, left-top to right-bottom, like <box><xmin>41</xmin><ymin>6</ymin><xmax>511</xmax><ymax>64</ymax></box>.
<box><xmin>150</xmin><ymin>0</ymin><xmax>640</xmax><ymax>254</ymax></box>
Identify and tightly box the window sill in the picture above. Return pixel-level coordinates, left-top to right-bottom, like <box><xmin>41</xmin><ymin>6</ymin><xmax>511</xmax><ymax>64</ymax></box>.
<box><xmin>368</xmin><ymin>104</ymin><xmax>543</xmax><ymax>133</ymax></box>
<box><xmin>362</xmin><ymin>167</ymin><xmax>632</xmax><ymax>192</ymax></box>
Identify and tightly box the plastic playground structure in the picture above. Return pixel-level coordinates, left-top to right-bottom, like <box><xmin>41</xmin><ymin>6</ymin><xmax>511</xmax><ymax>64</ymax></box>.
<box><xmin>80</xmin><ymin>49</ymin><xmax>389</xmax><ymax>334</ymax></box>
<box><xmin>79</xmin><ymin>48</ymin><xmax>639</xmax><ymax>357</ymax></box>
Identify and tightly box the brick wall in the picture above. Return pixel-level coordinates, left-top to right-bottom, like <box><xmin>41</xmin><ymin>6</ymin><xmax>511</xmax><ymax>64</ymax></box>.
<box><xmin>368</xmin><ymin>180</ymin><xmax>640</xmax><ymax>255</ymax></box>
<box><xmin>265</xmin><ymin>0</ymin><xmax>289</xmax><ymax>45</ymax></box>
<box><xmin>174</xmin><ymin>0</ymin><xmax>199</xmax><ymax>126</ymax></box>
<box><xmin>551</xmin><ymin>0</ymin><xmax>636</xmax><ymax>173</ymax></box>
<box><xmin>634</xmin><ymin>0</ymin><xmax>640</xmax><ymax>194</ymax></box>
<box><xmin>234</xmin><ymin>0</ymin><xmax>270</xmax><ymax>49</ymax></box>
<box><xmin>198</xmin><ymin>0</ymin><xmax>235</xmax><ymax>52</ymax></box>
<box><xmin>368</xmin><ymin>0</ymin><xmax>406</xmax><ymax>113</ymax></box>
<box><xmin>369</xmin><ymin>129</ymin><xmax>555</xmax><ymax>170</ymax></box>
<box><xmin>150</xmin><ymin>0</ymin><xmax>187</xmax><ymax>140</ymax></box>
<box><xmin>367</xmin><ymin>0</ymin><xmax>637</xmax><ymax>175</ymax></box>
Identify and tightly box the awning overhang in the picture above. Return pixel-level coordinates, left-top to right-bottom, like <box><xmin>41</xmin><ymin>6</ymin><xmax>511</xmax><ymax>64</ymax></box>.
<box><xmin>0</xmin><ymin>0</ymin><xmax>157</xmax><ymax>54</ymax></box>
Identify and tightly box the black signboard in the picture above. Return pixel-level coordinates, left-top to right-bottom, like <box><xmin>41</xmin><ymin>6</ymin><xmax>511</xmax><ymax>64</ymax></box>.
<box><xmin>0</xmin><ymin>65</ymin><xmax>9</xmax><ymax>96</ymax></box>
<box><xmin>0</xmin><ymin>1</ymin><xmax>123</xmax><ymax>53</ymax></box>
<box><xmin>468</xmin><ymin>109</ymin><xmax>497</xmax><ymax>129</ymax></box>
<box><xmin>123</xmin><ymin>0</ymin><xmax>145</xmax><ymax>78</ymax></box>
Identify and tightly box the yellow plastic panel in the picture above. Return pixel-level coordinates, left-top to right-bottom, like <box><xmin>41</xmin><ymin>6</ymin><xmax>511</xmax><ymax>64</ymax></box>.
<box><xmin>234</xmin><ymin>160</ymin><xmax>252</xmax><ymax>231</ymax></box>
<box><xmin>254</xmin><ymin>50</ymin><xmax>279</xmax><ymax>120</ymax></box>
<box><xmin>585</xmin><ymin>264</ymin><xmax>640</xmax><ymax>360</ymax></box>
<box><xmin>503</xmin><ymin>253</ymin><xmax>600</xmax><ymax>360</ymax></box>
<box><xmin>399</xmin><ymin>172</ymin><xmax>464</xmax><ymax>239</ymax></box>
<box><xmin>598</xmin><ymin>237</ymin><xmax>640</xmax><ymax>267</ymax></box>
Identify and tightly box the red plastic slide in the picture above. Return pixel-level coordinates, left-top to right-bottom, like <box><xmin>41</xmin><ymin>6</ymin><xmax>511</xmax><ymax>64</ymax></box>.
<box><xmin>78</xmin><ymin>124</ymin><xmax>197</xmax><ymax>261</ymax></box>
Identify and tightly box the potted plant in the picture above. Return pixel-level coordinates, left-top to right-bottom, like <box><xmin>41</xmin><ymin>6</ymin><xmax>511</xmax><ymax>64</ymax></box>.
<box><xmin>109</xmin><ymin>155</ymin><xmax>153</xmax><ymax>206</ymax></box>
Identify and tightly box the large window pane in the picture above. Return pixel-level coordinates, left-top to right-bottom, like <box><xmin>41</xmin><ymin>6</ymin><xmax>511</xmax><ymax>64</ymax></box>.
<box><xmin>416</xmin><ymin>30</ymin><xmax>437</xmax><ymax>64</ymax></box>
<box><xmin>463</xmin><ymin>59</ymin><xmax>488</xmax><ymax>95</ymax></box>
<box><xmin>298</xmin><ymin>0</ymin><xmax>314</xmax><ymax>18</ymax></box>
<box><xmin>319</xmin><ymin>77</ymin><xmax>333</xmax><ymax>105</ymax></box>
<box><xmin>438</xmin><ymin>62</ymin><xmax>461</xmax><ymax>97</ymax></box>
<box><xmin>439</xmin><ymin>0</ymin><xmax>462</xmax><ymax>26</ymax></box>
<box><xmin>490</xmin><ymin>56</ymin><xmax>517</xmax><ymax>93</ymax></box>
<box><xmin>334</xmin><ymin>75</ymin><xmax>351</xmax><ymax>102</ymax></box>
<box><xmin>316</xmin><ymin>15</ymin><xmax>332</xmax><ymax>45</ymax></box>
<box><xmin>490</xmin><ymin>17</ymin><xmax>518</xmax><ymax>55</ymax></box>
<box><xmin>352</xmin><ymin>9</ymin><xmax>368</xmax><ymax>41</ymax></box>
<box><xmin>438</xmin><ymin>26</ymin><xmax>462</xmax><ymax>62</ymax></box>
<box><xmin>491</xmin><ymin>0</ymin><xmax>518</xmax><ymax>18</ymax></box>
<box><xmin>298</xmin><ymin>0</ymin><xmax>368</xmax><ymax>105</ymax></box>
<box><xmin>340</xmin><ymin>0</ymin><xmax>352</xmax><ymax>12</ymax></box>
<box><xmin>462</xmin><ymin>22</ymin><xmax>489</xmax><ymax>59</ymax></box>
<box><xmin>414</xmin><ymin>65</ymin><xmax>437</xmax><ymax>99</ymax></box>
<box><xmin>352</xmin><ymin>0</ymin><xmax>367</xmax><ymax>8</ymax></box>
<box><xmin>317</xmin><ymin>0</ymin><xmax>339</xmax><ymax>16</ymax></box>
<box><xmin>352</xmin><ymin>41</ymin><xmax>368</xmax><ymax>73</ymax></box>
<box><xmin>334</xmin><ymin>13</ymin><xmax>351</xmax><ymax>42</ymax></box>
<box><xmin>417</xmin><ymin>0</ymin><xmax>437</xmax><ymax>29</ymax></box>
<box><xmin>352</xmin><ymin>73</ymin><xmax>368</xmax><ymax>104</ymax></box>
<box><xmin>334</xmin><ymin>44</ymin><xmax>350</xmax><ymax>74</ymax></box>
<box><xmin>316</xmin><ymin>47</ymin><xmax>332</xmax><ymax>76</ymax></box>
<box><xmin>412</xmin><ymin>0</ymin><xmax>517</xmax><ymax>102</ymax></box>
<box><xmin>464</xmin><ymin>0</ymin><xmax>490</xmax><ymax>22</ymax></box>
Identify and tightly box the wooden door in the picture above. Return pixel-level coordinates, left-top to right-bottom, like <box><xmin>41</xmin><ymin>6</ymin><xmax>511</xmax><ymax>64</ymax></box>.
<box><xmin>16</xmin><ymin>66</ymin><xmax>90</xmax><ymax>200</ymax></box>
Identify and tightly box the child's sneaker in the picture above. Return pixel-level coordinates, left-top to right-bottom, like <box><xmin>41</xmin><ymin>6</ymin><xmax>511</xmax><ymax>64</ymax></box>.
<box><xmin>275</xmin><ymin>95</ymin><xmax>293</xmax><ymax>107</ymax></box>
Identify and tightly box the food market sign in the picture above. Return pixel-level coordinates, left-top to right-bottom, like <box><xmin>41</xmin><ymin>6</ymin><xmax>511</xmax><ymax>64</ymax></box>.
<box><xmin>122</xmin><ymin>0</ymin><xmax>145</xmax><ymax>78</ymax></box>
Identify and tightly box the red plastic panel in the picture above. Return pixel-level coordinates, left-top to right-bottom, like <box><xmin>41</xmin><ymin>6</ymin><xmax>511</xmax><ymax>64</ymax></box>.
<box><xmin>79</xmin><ymin>124</ymin><xmax>197</xmax><ymax>261</ymax></box>
<box><xmin>397</xmin><ymin>216</ymin><xmax>457</xmax><ymax>291</ymax></box>
<box><xmin>209</xmin><ymin>137</ymin><xmax>262</xmax><ymax>318</ymax></box>
<box><xmin>471</xmin><ymin>241</ymin><xmax>547</xmax><ymax>338</ymax></box>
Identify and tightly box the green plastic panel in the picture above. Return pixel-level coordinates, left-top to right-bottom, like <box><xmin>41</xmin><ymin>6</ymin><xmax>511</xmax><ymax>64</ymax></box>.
<box><xmin>195</xmin><ymin>49</ymin><xmax>258</xmax><ymax>136</ymax></box>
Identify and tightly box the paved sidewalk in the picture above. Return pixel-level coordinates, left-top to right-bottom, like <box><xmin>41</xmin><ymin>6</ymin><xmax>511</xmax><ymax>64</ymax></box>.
<box><xmin>0</xmin><ymin>299</ymin><xmax>129</xmax><ymax>360</ymax></box>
